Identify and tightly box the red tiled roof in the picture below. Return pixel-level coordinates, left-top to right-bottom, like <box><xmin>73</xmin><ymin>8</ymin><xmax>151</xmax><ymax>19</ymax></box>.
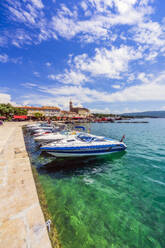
<box><xmin>16</xmin><ymin>106</ymin><xmax>60</xmax><ymax>110</ymax></box>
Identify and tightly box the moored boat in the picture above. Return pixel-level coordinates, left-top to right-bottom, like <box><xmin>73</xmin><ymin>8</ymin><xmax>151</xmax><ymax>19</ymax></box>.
<box><xmin>40</xmin><ymin>134</ymin><xmax>127</xmax><ymax>157</ymax></box>
<box><xmin>34</xmin><ymin>130</ymin><xmax>80</xmax><ymax>146</ymax></box>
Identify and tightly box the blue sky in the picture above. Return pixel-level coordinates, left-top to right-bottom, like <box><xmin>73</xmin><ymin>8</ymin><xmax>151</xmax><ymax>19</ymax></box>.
<box><xmin>1</xmin><ymin>0</ymin><xmax>165</xmax><ymax>113</ymax></box>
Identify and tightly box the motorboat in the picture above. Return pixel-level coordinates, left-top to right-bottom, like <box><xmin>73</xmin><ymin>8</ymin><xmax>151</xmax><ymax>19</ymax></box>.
<box><xmin>33</xmin><ymin>130</ymin><xmax>53</xmax><ymax>137</ymax></box>
<box><xmin>40</xmin><ymin>133</ymin><xmax>127</xmax><ymax>157</ymax></box>
<box><xmin>29</xmin><ymin>126</ymin><xmax>55</xmax><ymax>136</ymax></box>
<box><xmin>27</xmin><ymin>123</ymin><xmax>54</xmax><ymax>131</ymax></box>
<box><xmin>34</xmin><ymin>130</ymin><xmax>80</xmax><ymax>146</ymax></box>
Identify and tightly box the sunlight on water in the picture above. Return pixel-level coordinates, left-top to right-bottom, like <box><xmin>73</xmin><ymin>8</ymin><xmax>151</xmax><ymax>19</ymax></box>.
<box><xmin>25</xmin><ymin>119</ymin><xmax>165</xmax><ymax>248</ymax></box>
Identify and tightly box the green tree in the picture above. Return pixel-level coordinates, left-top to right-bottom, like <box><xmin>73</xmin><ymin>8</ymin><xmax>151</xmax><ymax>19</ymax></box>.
<box><xmin>14</xmin><ymin>107</ymin><xmax>28</xmax><ymax>115</ymax></box>
<box><xmin>0</xmin><ymin>103</ymin><xmax>14</xmax><ymax>118</ymax></box>
<box><xmin>52</xmin><ymin>116</ymin><xmax>58</xmax><ymax>121</ymax></box>
<box><xmin>34</xmin><ymin>112</ymin><xmax>44</xmax><ymax>119</ymax></box>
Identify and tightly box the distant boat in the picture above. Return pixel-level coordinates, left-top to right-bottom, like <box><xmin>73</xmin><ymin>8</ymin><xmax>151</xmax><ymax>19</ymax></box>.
<box><xmin>40</xmin><ymin>134</ymin><xmax>127</xmax><ymax>157</ymax></box>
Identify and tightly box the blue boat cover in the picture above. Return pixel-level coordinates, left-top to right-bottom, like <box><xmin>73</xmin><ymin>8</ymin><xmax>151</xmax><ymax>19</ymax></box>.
<box><xmin>74</xmin><ymin>126</ymin><xmax>86</xmax><ymax>131</ymax></box>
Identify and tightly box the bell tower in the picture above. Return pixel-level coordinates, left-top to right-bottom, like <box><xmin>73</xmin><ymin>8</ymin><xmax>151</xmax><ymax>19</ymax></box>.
<box><xmin>69</xmin><ymin>100</ymin><xmax>73</xmax><ymax>112</ymax></box>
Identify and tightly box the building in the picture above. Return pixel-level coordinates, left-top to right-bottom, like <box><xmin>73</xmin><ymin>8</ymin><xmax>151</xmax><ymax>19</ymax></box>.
<box><xmin>16</xmin><ymin>106</ymin><xmax>60</xmax><ymax>117</ymax></box>
<box><xmin>69</xmin><ymin>100</ymin><xmax>90</xmax><ymax>116</ymax></box>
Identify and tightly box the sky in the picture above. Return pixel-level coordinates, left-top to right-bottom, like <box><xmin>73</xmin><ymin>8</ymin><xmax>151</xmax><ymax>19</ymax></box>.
<box><xmin>1</xmin><ymin>0</ymin><xmax>165</xmax><ymax>113</ymax></box>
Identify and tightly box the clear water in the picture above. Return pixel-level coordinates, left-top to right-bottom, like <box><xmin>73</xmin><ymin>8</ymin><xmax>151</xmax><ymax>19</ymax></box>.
<box><xmin>25</xmin><ymin>119</ymin><xmax>165</xmax><ymax>248</ymax></box>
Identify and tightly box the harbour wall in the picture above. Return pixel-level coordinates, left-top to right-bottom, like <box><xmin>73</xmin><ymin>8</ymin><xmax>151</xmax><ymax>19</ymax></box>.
<box><xmin>0</xmin><ymin>122</ymin><xmax>52</xmax><ymax>248</ymax></box>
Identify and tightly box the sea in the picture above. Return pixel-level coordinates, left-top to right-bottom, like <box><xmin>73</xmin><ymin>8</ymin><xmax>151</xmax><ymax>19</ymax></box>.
<box><xmin>25</xmin><ymin>118</ymin><xmax>165</xmax><ymax>248</ymax></box>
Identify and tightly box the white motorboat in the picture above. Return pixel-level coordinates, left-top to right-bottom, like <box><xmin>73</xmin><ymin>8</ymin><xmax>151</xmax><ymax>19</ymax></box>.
<box><xmin>40</xmin><ymin>134</ymin><xmax>127</xmax><ymax>157</ymax></box>
<box><xmin>27</xmin><ymin>123</ymin><xmax>54</xmax><ymax>131</ymax></box>
<box><xmin>34</xmin><ymin>131</ymin><xmax>80</xmax><ymax>145</ymax></box>
<box><xmin>33</xmin><ymin>130</ymin><xmax>53</xmax><ymax>137</ymax></box>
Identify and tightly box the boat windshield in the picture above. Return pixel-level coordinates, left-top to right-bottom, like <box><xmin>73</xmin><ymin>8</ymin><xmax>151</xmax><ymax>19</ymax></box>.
<box><xmin>77</xmin><ymin>135</ymin><xmax>105</xmax><ymax>143</ymax></box>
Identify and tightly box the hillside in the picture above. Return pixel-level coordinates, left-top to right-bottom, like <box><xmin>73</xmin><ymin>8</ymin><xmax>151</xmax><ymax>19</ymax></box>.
<box><xmin>121</xmin><ymin>111</ymin><xmax>165</xmax><ymax>118</ymax></box>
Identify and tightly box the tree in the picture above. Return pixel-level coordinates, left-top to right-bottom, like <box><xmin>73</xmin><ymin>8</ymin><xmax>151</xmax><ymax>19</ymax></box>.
<box><xmin>0</xmin><ymin>103</ymin><xmax>14</xmax><ymax>118</ymax></box>
<box><xmin>52</xmin><ymin>116</ymin><xmax>58</xmax><ymax>121</ymax></box>
<box><xmin>14</xmin><ymin>107</ymin><xmax>28</xmax><ymax>115</ymax></box>
<box><xmin>34</xmin><ymin>112</ymin><xmax>44</xmax><ymax>119</ymax></box>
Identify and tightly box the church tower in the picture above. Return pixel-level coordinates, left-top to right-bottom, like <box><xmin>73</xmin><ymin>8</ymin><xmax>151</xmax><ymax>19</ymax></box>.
<box><xmin>69</xmin><ymin>100</ymin><xmax>73</xmax><ymax>112</ymax></box>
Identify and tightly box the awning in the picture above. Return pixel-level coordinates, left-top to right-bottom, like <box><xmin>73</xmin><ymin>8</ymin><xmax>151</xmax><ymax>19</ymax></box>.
<box><xmin>0</xmin><ymin>116</ymin><xmax>6</xmax><ymax>119</ymax></box>
<box><xmin>13</xmin><ymin>115</ymin><xmax>28</xmax><ymax>119</ymax></box>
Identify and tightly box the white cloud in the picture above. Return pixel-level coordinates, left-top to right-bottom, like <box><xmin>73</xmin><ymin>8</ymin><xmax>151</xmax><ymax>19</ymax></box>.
<box><xmin>127</xmin><ymin>73</ymin><xmax>135</xmax><ymax>82</ymax></box>
<box><xmin>111</xmin><ymin>81</ymin><xmax>165</xmax><ymax>102</ymax></box>
<box><xmin>161</xmin><ymin>106</ymin><xmax>165</xmax><ymax>110</ymax></box>
<box><xmin>112</xmin><ymin>85</ymin><xmax>121</xmax><ymax>89</ymax></box>
<box><xmin>21</xmin><ymin>94</ymin><xmax>68</xmax><ymax>109</ymax></box>
<box><xmin>90</xmin><ymin>107</ymin><xmax>111</xmax><ymax>114</ymax></box>
<box><xmin>132</xmin><ymin>21</ymin><xmax>165</xmax><ymax>51</ymax></box>
<box><xmin>0</xmin><ymin>54</ymin><xmax>21</xmax><ymax>64</ymax></box>
<box><xmin>48</xmin><ymin>74</ymin><xmax>56</xmax><ymax>80</ymax></box>
<box><xmin>34</xmin><ymin>71</ymin><xmax>165</xmax><ymax>104</ymax></box>
<box><xmin>3</xmin><ymin>0</ymin><xmax>46</xmax><ymax>46</ymax></box>
<box><xmin>80</xmin><ymin>1</ymin><xmax>88</xmax><ymax>11</ymax></box>
<box><xmin>145</xmin><ymin>51</ymin><xmax>158</xmax><ymax>61</ymax></box>
<box><xmin>45</xmin><ymin>62</ymin><xmax>51</xmax><ymax>67</ymax></box>
<box><xmin>0</xmin><ymin>93</ymin><xmax>16</xmax><ymax>105</ymax></box>
<box><xmin>33</xmin><ymin>71</ymin><xmax>40</xmax><ymax>77</ymax></box>
<box><xmin>3</xmin><ymin>0</ymin><xmax>162</xmax><ymax>51</ymax></box>
<box><xmin>22</xmin><ymin>82</ymin><xmax>38</xmax><ymax>88</ymax></box>
<box><xmin>37</xmin><ymin>85</ymin><xmax>108</xmax><ymax>103</ymax></box>
<box><xmin>31</xmin><ymin>0</ymin><xmax>44</xmax><ymax>9</ymax></box>
<box><xmin>0</xmin><ymin>54</ymin><xmax>8</xmax><ymax>63</ymax></box>
<box><xmin>0</xmin><ymin>93</ymin><xmax>11</xmax><ymax>103</ymax></box>
<box><xmin>74</xmin><ymin>45</ymin><xmax>142</xmax><ymax>79</ymax></box>
<box><xmin>11</xmin><ymin>29</ymin><xmax>33</xmax><ymax>47</ymax></box>
<box><xmin>48</xmin><ymin>70</ymin><xmax>89</xmax><ymax>84</ymax></box>
<box><xmin>137</xmin><ymin>72</ymin><xmax>153</xmax><ymax>83</ymax></box>
<box><xmin>48</xmin><ymin>0</ymin><xmax>154</xmax><ymax>43</ymax></box>
<box><xmin>18</xmin><ymin>70</ymin><xmax>165</xmax><ymax>110</ymax></box>
<box><xmin>0</xmin><ymin>36</ymin><xmax>7</xmax><ymax>47</ymax></box>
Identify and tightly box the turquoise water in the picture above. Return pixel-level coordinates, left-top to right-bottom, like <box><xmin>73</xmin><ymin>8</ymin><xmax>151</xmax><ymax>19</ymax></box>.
<box><xmin>25</xmin><ymin>119</ymin><xmax>165</xmax><ymax>248</ymax></box>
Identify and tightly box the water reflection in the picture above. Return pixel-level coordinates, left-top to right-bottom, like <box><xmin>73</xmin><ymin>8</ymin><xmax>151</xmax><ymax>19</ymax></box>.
<box><xmin>37</xmin><ymin>151</ymin><xmax>126</xmax><ymax>177</ymax></box>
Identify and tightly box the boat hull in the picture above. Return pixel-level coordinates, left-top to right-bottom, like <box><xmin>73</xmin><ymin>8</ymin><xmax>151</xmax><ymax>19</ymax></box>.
<box><xmin>43</xmin><ymin>146</ymin><xmax>126</xmax><ymax>157</ymax></box>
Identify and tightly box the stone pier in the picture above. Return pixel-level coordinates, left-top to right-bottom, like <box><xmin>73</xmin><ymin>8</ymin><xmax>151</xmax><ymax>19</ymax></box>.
<box><xmin>0</xmin><ymin>122</ymin><xmax>52</xmax><ymax>248</ymax></box>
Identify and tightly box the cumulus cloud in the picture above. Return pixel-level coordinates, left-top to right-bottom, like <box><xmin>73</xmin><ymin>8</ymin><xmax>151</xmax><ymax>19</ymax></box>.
<box><xmin>0</xmin><ymin>93</ymin><xmax>16</xmax><ymax>105</ymax></box>
<box><xmin>71</xmin><ymin>45</ymin><xmax>142</xmax><ymax>79</ymax></box>
<box><xmin>137</xmin><ymin>72</ymin><xmax>153</xmax><ymax>83</ymax></box>
<box><xmin>133</xmin><ymin>21</ymin><xmax>165</xmax><ymax>48</ymax></box>
<box><xmin>49</xmin><ymin>70</ymin><xmax>89</xmax><ymax>84</ymax></box>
